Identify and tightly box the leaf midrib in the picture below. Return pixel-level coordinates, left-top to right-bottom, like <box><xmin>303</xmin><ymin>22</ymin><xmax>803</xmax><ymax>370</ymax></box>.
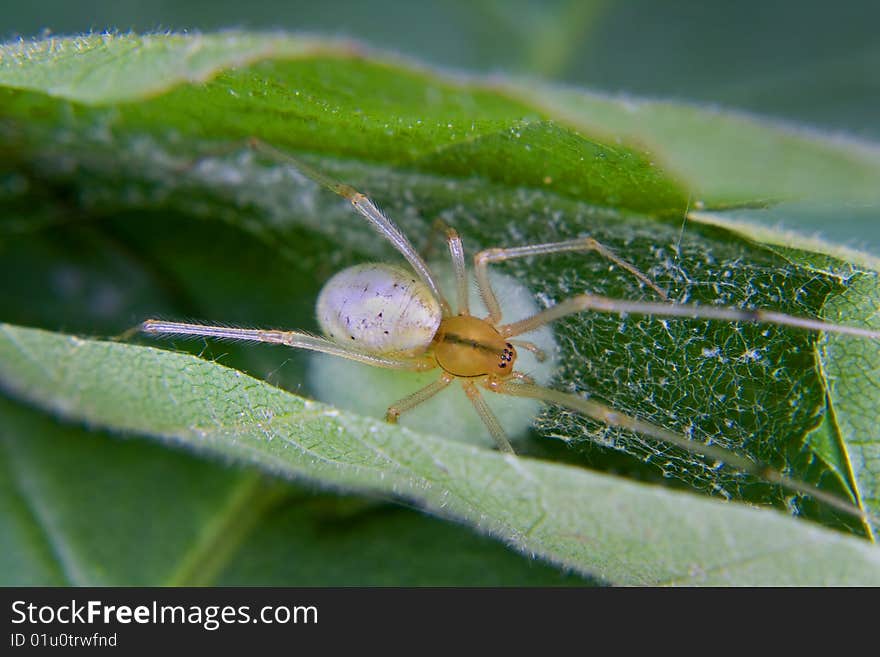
<box><xmin>0</xmin><ymin>431</ymin><xmax>78</xmax><ymax>585</ymax></box>
<box><xmin>165</xmin><ymin>472</ymin><xmax>289</xmax><ymax>586</ymax></box>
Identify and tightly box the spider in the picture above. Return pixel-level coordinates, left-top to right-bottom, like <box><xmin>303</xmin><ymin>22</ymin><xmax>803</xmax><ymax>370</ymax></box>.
<box><xmin>141</xmin><ymin>140</ymin><xmax>879</xmax><ymax>523</ymax></box>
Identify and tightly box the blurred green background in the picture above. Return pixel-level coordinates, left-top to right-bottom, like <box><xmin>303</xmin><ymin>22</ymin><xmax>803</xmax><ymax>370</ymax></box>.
<box><xmin>3</xmin><ymin>0</ymin><xmax>879</xmax><ymax>252</ymax></box>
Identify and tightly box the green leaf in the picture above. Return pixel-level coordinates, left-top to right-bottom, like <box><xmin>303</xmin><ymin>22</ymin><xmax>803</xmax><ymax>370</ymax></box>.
<box><xmin>819</xmin><ymin>275</ymin><xmax>880</xmax><ymax>515</ymax></box>
<box><xmin>1</xmin><ymin>32</ymin><xmax>879</xmax><ymax>584</ymax></box>
<box><xmin>0</xmin><ymin>33</ymin><xmax>687</xmax><ymax>216</ymax></box>
<box><xmin>0</xmin><ymin>384</ymin><xmax>580</xmax><ymax>587</ymax></box>
<box><xmin>0</xmin><ymin>32</ymin><xmax>334</xmax><ymax>104</ymax></box>
<box><xmin>2</xmin><ymin>323</ymin><xmax>880</xmax><ymax>585</ymax></box>
<box><xmin>515</xmin><ymin>82</ymin><xmax>880</xmax><ymax>205</ymax></box>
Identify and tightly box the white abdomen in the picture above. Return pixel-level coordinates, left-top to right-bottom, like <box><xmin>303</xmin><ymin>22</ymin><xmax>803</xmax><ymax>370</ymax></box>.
<box><xmin>316</xmin><ymin>263</ymin><xmax>442</xmax><ymax>355</ymax></box>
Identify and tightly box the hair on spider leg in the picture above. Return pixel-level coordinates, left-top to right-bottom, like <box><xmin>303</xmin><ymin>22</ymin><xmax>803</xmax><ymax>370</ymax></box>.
<box><xmin>139</xmin><ymin>139</ymin><xmax>879</xmax><ymax>529</ymax></box>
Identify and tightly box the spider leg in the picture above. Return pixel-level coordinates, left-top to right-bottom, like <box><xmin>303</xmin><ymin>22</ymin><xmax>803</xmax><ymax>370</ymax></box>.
<box><xmin>496</xmin><ymin>293</ymin><xmax>880</xmax><ymax>339</ymax></box>
<box><xmin>486</xmin><ymin>377</ymin><xmax>867</xmax><ymax>522</ymax></box>
<box><xmin>385</xmin><ymin>372</ymin><xmax>455</xmax><ymax>422</ymax></box>
<box><xmin>443</xmin><ymin>226</ymin><xmax>470</xmax><ymax>317</ymax></box>
<box><xmin>509</xmin><ymin>340</ymin><xmax>547</xmax><ymax>362</ymax></box>
<box><xmin>461</xmin><ymin>379</ymin><xmax>515</xmax><ymax>453</ymax></box>
<box><xmin>140</xmin><ymin>320</ymin><xmax>435</xmax><ymax>371</ymax></box>
<box><xmin>246</xmin><ymin>138</ymin><xmax>451</xmax><ymax>315</ymax></box>
<box><xmin>474</xmin><ymin>236</ymin><xmax>667</xmax><ymax>324</ymax></box>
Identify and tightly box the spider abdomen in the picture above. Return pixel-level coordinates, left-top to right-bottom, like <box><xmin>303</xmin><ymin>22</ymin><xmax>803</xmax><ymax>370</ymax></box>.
<box><xmin>316</xmin><ymin>263</ymin><xmax>442</xmax><ymax>355</ymax></box>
